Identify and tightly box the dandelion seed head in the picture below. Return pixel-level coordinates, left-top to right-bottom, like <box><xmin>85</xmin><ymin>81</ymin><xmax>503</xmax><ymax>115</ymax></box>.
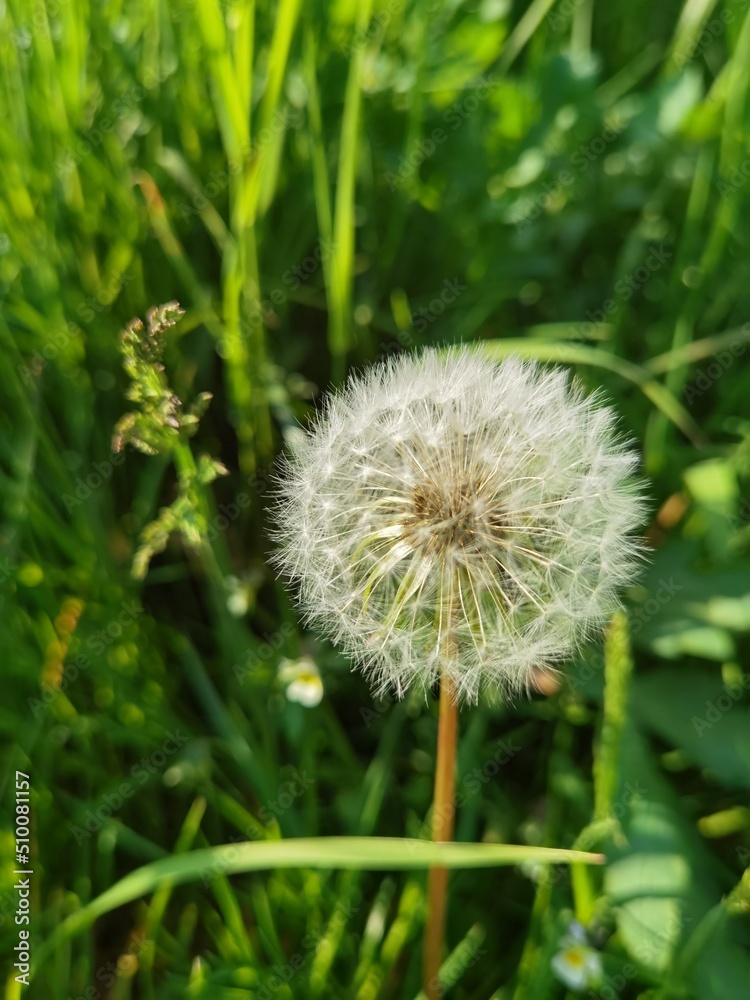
<box><xmin>271</xmin><ymin>348</ymin><xmax>646</xmax><ymax>704</ymax></box>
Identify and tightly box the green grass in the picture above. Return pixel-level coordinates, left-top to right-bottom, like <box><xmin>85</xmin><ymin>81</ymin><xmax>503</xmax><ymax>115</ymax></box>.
<box><xmin>2</xmin><ymin>1</ymin><xmax>750</xmax><ymax>998</ymax></box>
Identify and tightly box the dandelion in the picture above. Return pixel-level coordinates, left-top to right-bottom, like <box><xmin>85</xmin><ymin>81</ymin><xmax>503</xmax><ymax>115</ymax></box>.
<box><xmin>270</xmin><ymin>346</ymin><xmax>645</xmax><ymax>1000</ymax></box>
<box><xmin>551</xmin><ymin>921</ymin><xmax>603</xmax><ymax>991</ymax></box>
<box><xmin>271</xmin><ymin>347</ymin><xmax>645</xmax><ymax>704</ymax></box>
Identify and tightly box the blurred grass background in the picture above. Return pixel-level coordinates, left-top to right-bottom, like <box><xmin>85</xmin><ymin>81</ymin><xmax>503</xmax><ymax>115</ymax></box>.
<box><xmin>2</xmin><ymin>0</ymin><xmax>750</xmax><ymax>997</ymax></box>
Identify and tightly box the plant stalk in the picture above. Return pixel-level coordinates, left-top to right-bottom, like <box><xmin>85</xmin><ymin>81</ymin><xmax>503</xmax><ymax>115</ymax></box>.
<box><xmin>422</xmin><ymin>671</ymin><xmax>459</xmax><ymax>999</ymax></box>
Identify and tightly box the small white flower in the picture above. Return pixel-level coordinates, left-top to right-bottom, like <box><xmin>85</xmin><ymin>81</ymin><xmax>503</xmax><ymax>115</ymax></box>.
<box><xmin>279</xmin><ymin>657</ymin><xmax>324</xmax><ymax>707</ymax></box>
<box><xmin>271</xmin><ymin>348</ymin><xmax>646</xmax><ymax>704</ymax></box>
<box><xmin>551</xmin><ymin>923</ymin><xmax>602</xmax><ymax>991</ymax></box>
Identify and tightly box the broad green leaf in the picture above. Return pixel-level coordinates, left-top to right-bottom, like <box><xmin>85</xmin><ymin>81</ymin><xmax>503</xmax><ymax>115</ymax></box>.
<box><xmin>634</xmin><ymin>667</ymin><xmax>750</xmax><ymax>789</ymax></box>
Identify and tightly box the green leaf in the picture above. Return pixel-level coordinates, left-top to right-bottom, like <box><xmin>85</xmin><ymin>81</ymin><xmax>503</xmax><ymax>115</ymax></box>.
<box><xmin>634</xmin><ymin>667</ymin><xmax>750</xmax><ymax>789</ymax></box>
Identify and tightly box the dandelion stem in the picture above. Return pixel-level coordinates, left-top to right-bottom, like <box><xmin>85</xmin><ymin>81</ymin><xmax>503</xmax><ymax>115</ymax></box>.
<box><xmin>423</xmin><ymin>669</ymin><xmax>458</xmax><ymax>999</ymax></box>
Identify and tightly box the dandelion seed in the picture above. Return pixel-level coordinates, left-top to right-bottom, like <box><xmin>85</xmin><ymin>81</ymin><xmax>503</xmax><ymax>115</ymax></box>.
<box><xmin>270</xmin><ymin>347</ymin><xmax>646</xmax><ymax>704</ymax></box>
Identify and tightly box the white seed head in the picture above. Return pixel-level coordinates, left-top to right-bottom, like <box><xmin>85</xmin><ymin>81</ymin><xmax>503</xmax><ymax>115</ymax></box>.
<box><xmin>270</xmin><ymin>348</ymin><xmax>646</xmax><ymax>705</ymax></box>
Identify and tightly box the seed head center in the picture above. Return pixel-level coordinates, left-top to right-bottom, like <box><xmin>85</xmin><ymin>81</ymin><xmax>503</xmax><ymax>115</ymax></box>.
<box><xmin>406</xmin><ymin>477</ymin><xmax>502</xmax><ymax>553</ymax></box>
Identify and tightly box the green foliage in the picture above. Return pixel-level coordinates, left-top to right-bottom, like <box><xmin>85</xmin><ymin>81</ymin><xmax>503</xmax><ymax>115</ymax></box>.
<box><xmin>1</xmin><ymin>1</ymin><xmax>750</xmax><ymax>998</ymax></box>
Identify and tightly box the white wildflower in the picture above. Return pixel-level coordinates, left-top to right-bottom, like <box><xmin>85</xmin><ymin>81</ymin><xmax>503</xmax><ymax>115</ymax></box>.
<box><xmin>279</xmin><ymin>656</ymin><xmax>324</xmax><ymax>707</ymax></box>
<box><xmin>271</xmin><ymin>348</ymin><xmax>645</xmax><ymax>704</ymax></box>
<box><xmin>551</xmin><ymin>921</ymin><xmax>603</xmax><ymax>991</ymax></box>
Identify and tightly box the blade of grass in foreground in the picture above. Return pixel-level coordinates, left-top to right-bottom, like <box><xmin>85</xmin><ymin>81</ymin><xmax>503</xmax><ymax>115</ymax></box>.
<box><xmin>33</xmin><ymin>838</ymin><xmax>603</xmax><ymax>975</ymax></box>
